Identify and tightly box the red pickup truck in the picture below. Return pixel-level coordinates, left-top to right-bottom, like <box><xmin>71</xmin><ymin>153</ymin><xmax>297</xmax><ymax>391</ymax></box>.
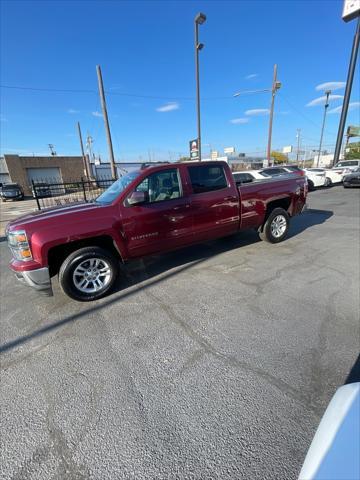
<box><xmin>6</xmin><ymin>161</ymin><xmax>307</xmax><ymax>301</ymax></box>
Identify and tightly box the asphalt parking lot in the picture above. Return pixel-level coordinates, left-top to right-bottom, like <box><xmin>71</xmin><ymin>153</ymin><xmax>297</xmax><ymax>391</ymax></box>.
<box><xmin>0</xmin><ymin>198</ymin><xmax>38</xmax><ymax>237</ymax></box>
<box><xmin>1</xmin><ymin>186</ymin><xmax>359</xmax><ymax>480</ymax></box>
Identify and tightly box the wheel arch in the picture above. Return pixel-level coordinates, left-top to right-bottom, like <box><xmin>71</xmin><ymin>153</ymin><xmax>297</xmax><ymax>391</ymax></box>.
<box><xmin>47</xmin><ymin>235</ymin><xmax>123</xmax><ymax>277</ymax></box>
<box><xmin>259</xmin><ymin>198</ymin><xmax>291</xmax><ymax>232</ymax></box>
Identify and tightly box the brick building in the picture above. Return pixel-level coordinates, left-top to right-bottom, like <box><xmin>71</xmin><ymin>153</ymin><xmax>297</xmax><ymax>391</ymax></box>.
<box><xmin>2</xmin><ymin>155</ymin><xmax>85</xmax><ymax>195</ymax></box>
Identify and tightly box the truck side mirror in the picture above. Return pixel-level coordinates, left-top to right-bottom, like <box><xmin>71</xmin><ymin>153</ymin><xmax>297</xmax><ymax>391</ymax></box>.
<box><xmin>127</xmin><ymin>190</ymin><xmax>149</xmax><ymax>206</ymax></box>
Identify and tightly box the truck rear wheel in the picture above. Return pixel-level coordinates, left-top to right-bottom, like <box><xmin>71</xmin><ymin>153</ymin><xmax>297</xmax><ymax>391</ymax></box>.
<box><xmin>259</xmin><ymin>208</ymin><xmax>290</xmax><ymax>243</ymax></box>
<box><xmin>59</xmin><ymin>246</ymin><xmax>119</xmax><ymax>301</ymax></box>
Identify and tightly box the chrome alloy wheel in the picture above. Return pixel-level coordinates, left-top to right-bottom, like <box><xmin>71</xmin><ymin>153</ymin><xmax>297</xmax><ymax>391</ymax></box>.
<box><xmin>270</xmin><ymin>215</ymin><xmax>287</xmax><ymax>238</ymax></box>
<box><xmin>73</xmin><ymin>258</ymin><xmax>111</xmax><ymax>293</ymax></box>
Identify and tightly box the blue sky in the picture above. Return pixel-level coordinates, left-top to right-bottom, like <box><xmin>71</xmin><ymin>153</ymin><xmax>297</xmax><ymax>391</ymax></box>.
<box><xmin>1</xmin><ymin>0</ymin><xmax>359</xmax><ymax>161</ymax></box>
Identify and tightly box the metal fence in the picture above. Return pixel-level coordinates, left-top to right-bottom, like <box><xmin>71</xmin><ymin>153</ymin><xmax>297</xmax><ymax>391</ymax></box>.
<box><xmin>31</xmin><ymin>176</ymin><xmax>114</xmax><ymax>210</ymax></box>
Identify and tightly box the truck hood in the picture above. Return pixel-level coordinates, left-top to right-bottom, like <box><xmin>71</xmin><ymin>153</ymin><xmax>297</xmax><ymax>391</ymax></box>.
<box><xmin>6</xmin><ymin>202</ymin><xmax>105</xmax><ymax>232</ymax></box>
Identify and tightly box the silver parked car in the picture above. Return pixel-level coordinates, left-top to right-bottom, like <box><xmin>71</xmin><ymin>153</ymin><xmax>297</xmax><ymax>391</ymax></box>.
<box><xmin>343</xmin><ymin>167</ymin><xmax>360</xmax><ymax>188</ymax></box>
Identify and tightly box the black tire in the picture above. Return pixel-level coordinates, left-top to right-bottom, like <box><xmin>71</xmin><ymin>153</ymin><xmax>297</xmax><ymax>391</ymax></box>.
<box><xmin>259</xmin><ymin>208</ymin><xmax>290</xmax><ymax>243</ymax></box>
<box><xmin>308</xmin><ymin>179</ymin><xmax>315</xmax><ymax>191</ymax></box>
<box><xmin>59</xmin><ymin>246</ymin><xmax>119</xmax><ymax>301</ymax></box>
<box><xmin>325</xmin><ymin>177</ymin><xmax>332</xmax><ymax>187</ymax></box>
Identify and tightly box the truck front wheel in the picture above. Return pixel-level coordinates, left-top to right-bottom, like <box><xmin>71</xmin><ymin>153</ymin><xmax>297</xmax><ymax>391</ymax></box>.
<box><xmin>259</xmin><ymin>208</ymin><xmax>290</xmax><ymax>243</ymax></box>
<box><xmin>59</xmin><ymin>246</ymin><xmax>119</xmax><ymax>301</ymax></box>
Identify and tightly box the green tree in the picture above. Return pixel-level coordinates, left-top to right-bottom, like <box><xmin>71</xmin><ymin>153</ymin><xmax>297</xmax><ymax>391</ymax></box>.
<box><xmin>178</xmin><ymin>156</ymin><xmax>191</xmax><ymax>162</ymax></box>
<box><xmin>271</xmin><ymin>151</ymin><xmax>288</xmax><ymax>164</ymax></box>
<box><xmin>345</xmin><ymin>141</ymin><xmax>360</xmax><ymax>160</ymax></box>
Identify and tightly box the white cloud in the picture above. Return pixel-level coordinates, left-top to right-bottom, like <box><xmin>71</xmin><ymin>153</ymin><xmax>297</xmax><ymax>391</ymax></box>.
<box><xmin>329</xmin><ymin>101</ymin><xmax>360</xmax><ymax>114</ymax></box>
<box><xmin>156</xmin><ymin>102</ymin><xmax>179</xmax><ymax>112</ymax></box>
<box><xmin>245</xmin><ymin>73</ymin><xmax>258</xmax><ymax>80</ymax></box>
<box><xmin>306</xmin><ymin>94</ymin><xmax>343</xmax><ymax>107</ymax></box>
<box><xmin>230</xmin><ymin>118</ymin><xmax>249</xmax><ymax>124</ymax></box>
<box><xmin>315</xmin><ymin>82</ymin><xmax>346</xmax><ymax>91</ymax></box>
<box><xmin>92</xmin><ymin>111</ymin><xmax>103</xmax><ymax>117</ymax></box>
<box><xmin>67</xmin><ymin>108</ymin><xmax>80</xmax><ymax>114</ymax></box>
<box><xmin>245</xmin><ymin>108</ymin><xmax>270</xmax><ymax>116</ymax></box>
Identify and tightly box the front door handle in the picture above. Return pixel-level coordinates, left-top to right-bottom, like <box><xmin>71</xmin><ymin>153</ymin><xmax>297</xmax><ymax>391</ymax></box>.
<box><xmin>172</xmin><ymin>204</ymin><xmax>190</xmax><ymax>211</ymax></box>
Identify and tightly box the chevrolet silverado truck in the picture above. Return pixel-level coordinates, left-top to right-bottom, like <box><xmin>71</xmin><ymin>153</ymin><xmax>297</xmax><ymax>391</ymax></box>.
<box><xmin>6</xmin><ymin>161</ymin><xmax>307</xmax><ymax>301</ymax></box>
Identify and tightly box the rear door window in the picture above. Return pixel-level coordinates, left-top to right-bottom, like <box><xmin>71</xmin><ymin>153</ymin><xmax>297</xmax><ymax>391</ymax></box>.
<box><xmin>188</xmin><ymin>165</ymin><xmax>228</xmax><ymax>194</ymax></box>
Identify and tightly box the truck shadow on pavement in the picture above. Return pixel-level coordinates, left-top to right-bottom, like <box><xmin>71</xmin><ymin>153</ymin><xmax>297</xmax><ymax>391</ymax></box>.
<box><xmin>0</xmin><ymin>208</ymin><xmax>333</xmax><ymax>354</ymax></box>
<box><xmin>287</xmin><ymin>208</ymin><xmax>333</xmax><ymax>238</ymax></box>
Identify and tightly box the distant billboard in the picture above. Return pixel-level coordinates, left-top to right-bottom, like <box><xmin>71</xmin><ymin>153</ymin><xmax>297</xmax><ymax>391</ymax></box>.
<box><xmin>347</xmin><ymin>125</ymin><xmax>360</xmax><ymax>137</ymax></box>
<box><xmin>342</xmin><ymin>0</ymin><xmax>360</xmax><ymax>22</ymax></box>
<box><xmin>224</xmin><ymin>147</ymin><xmax>235</xmax><ymax>154</ymax></box>
<box><xmin>189</xmin><ymin>139</ymin><xmax>199</xmax><ymax>160</ymax></box>
<box><xmin>283</xmin><ymin>146</ymin><xmax>292</xmax><ymax>154</ymax></box>
<box><xmin>210</xmin><ymin>150</ymin><xmax>219</xmax><ymax>160</ymax></box>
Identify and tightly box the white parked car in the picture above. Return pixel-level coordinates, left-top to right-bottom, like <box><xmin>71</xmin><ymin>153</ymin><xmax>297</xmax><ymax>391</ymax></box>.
<box><xmin>332</xmin><ymin>159</ymin><xmax>360</xmax><ymax>177</ymax></box>
<box><xmin>304</xmin><ymin>169</ymin><xmax>327</xmax><ymax>190</ymax></box>
<box><xmin>299</xmin><ymin>383</ymin><xmax>359</xmax><ymax>480</ymax></box>
<box><xmin>306</xmin><ymin>168</ymin><xmax>343</xmax><ymax>186</ymax></box>
<box><xmin>232</xmin><ymin>170</ymin><xmax>269</xmax><ymax>184</ymax></box>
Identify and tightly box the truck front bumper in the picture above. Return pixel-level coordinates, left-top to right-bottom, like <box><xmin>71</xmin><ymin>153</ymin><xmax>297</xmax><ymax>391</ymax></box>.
<box><xmin>13</xmin><ymin>267</ymin><xmax>53</xmax><ymax>296</ymax></box>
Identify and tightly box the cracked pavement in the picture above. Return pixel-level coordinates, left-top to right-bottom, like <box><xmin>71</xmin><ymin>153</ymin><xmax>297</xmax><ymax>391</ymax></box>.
<box><xmin>1</xmin><ymin>186</ymin><xmax>359</xmax><ymax>479</ymax></box>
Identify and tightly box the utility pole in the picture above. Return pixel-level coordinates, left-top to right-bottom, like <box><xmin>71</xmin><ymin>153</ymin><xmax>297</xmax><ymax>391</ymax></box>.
<box><xmin>87</xmin><ymin>135</ymin><xmax>94</xmax><ymax>163</ymax></box>
<box><xmin>96</xmin><ymin>65</ymin><xmax>117</xmax><ymax>179</ymax></box>
<box><xmin>316</xmin><ymin>90</ymin><xmax>331</xmax><ymax>167</ymax></box>
<box><xmin>302</xmin><ymin>146</ymin><xmax>307</xmax><ymax>167</ymax></box>
<box><xmin>77</xmin><ymin>122</ymin><xmax>90</xmax><ymax>179</ymax></box>
<box><xmin>48</xmin><ymin>144</ymin><xmax>57</xmax><ymax>156</ymax></box>
<box><xmin>333</xmin><ymin>17</ymin><xmax>360</xmax><ymax>166</ymax></box>
<box><xmin>266</xmin><ymin>64</ymin><xmax>281</xmax><ymax>165</ymax></box>
<box><xmin>296</xmin><ymin>129</ymin><xmax>301</xmax><ymax>163</ymax></box>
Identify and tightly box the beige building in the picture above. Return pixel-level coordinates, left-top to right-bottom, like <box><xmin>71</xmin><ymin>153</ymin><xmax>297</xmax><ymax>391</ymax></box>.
<box><xmin>3</xmin><ymin>155</ymin><xmax>85</xmax><ymax>195</ymax></box>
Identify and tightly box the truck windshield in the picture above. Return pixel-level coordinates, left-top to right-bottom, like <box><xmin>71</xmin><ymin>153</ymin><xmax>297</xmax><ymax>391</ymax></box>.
<box><xmin>96</xmin><ymin>171</ymin><xmax>140</xmax><ymax>204</ymax></box>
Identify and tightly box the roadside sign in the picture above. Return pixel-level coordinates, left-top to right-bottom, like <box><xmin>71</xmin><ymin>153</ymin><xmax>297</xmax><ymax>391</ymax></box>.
<box><xmin>283</xmin><ymin>146</ymin><xmax>292</xmax><ymax>154</ymax></box>
<box><xmin>342</xmin><ymin>0</ymin><xmax>360</xmax><ymax>22</ymax></box>
<box><xmin>262</xmin><ymin>159</ymin><xmax>269</xmax><ymax>167</ymax></box>
<box><xmin>224</xmin><ymin>146</ymin><xmax>235</xmax><ymax>154</ymax></box>
<box><xmin>347</xmin><ymin>125</ymin><xmax>360</xmax><ymax>137</ymax></box>
<box><xmin>189</xmin><ymin>139</ymin><xmax>199</xmax><ymax>160</ymax></box>
<box><xmin>210</xmin><ymin>150</ymin><xmax>219</xmax><ymax>160</ymax></box>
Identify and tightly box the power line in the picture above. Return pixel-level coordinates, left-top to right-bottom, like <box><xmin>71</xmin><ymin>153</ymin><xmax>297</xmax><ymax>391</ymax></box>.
<box><xmin>0</xmin><ymin>84</ymin><xmax>269</xmax><ymax>101</ymax></box>
<box><xmin>278</xmin><ymin>92</ymin><xmax>339</xmax><ymax>136</ymax></box>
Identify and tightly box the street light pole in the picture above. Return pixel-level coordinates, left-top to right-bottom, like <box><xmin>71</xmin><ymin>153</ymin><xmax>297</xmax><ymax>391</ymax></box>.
<box><xmin>296</xmin><ymin>129</ymin><xmax>301</xmax><ymax>163</ymax></box>
<box><xmin>333</xmin><ymin>17</ymin><xmax>360</xmax><ymax>166</ymax></box>
<box><xmin>194</xmin><ymin>12</ymin><xmax>206</xmax><ymax>161</ymax></box>
<box><xmin>316</xmin><ymin>90</ymin><xmax>331</xmax><ymax>167</ymax></box>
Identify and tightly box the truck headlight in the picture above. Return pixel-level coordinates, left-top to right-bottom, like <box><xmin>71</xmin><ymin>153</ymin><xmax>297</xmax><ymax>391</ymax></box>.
<box><xmin>7</xmin><ymin>230</ymin><xmax>33</xmax><ymax>261</ymax></box>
